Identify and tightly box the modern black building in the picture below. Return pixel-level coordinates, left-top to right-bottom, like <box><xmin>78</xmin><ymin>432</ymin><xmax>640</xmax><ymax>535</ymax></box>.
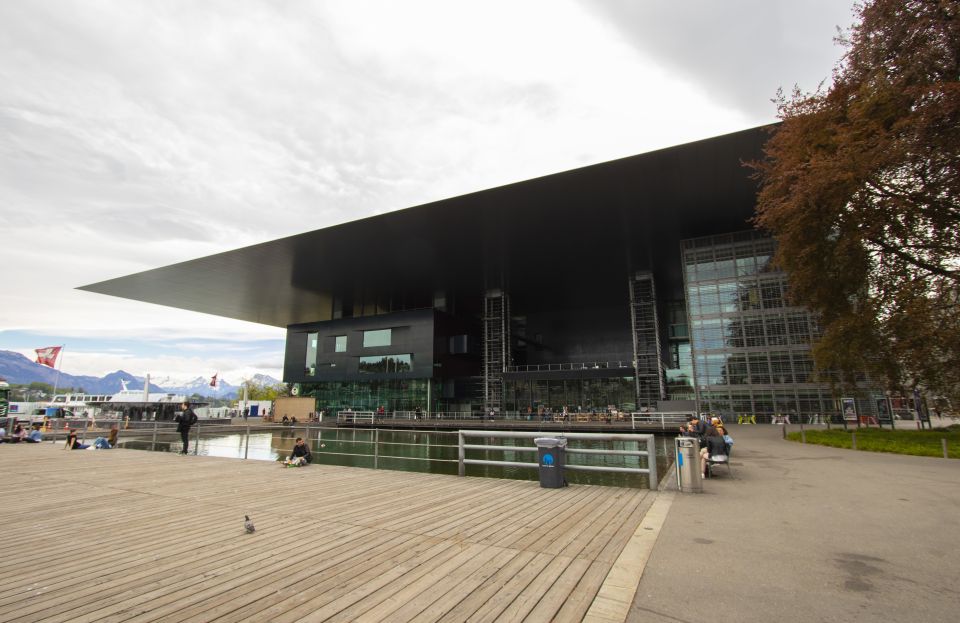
<box><xmin>81</xmin><ymin>125</ymin><xmax>881</xmax><ymax>421</ymax></box>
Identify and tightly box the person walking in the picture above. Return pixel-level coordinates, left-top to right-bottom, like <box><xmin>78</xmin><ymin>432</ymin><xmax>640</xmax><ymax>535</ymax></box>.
<box><xmin>174</xmin><ymin>402</ymin><xmax>198</xmax><ymax>455</ymax></box>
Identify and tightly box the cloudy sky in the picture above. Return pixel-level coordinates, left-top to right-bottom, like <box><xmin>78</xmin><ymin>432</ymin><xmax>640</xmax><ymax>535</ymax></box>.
<box><xmin>0</xmin><ymin>0</ymin><xmax>856</xmax><ymax>384</ymax></box>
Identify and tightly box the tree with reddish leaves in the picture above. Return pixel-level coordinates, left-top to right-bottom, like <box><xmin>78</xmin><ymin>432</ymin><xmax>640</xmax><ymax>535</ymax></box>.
<box><xmin>751</xmin><ymin>0</ymin><xmax>960</xmax><ymax>407</ymax></box>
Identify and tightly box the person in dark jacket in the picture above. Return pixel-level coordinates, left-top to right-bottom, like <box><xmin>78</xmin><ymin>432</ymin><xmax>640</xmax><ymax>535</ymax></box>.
<box><xmin>174</xmin><ymin>402</ymin><xmax>198</xmax><ymax>455</ymax></box>
<box><xmin>688</xmin><ymin>416</ymin><xmax>708</xmax><ymax>441</ymax></box>
<box><xmin>64</xmin><ymin>430</ymin><xmax>89</xmax><ymax>450</ymax></box>
<box><xmin>700</xmin><ymin>427</ymin><xmax>728</xmax><ymax>478</ymax></box>
<box><xmin>284</xmin><ymin>437</ymin><xmax>312</xmax><ymax>466</ymax></box>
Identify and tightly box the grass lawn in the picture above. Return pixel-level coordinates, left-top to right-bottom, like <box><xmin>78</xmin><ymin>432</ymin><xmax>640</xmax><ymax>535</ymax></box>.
<box><xmin>786</xmin><ymin>426</ymin><xmax>960</xmax><ymax>459</ymax></box>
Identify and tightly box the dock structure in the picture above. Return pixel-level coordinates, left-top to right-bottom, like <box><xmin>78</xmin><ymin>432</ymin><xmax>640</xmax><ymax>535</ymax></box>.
<box><xmin>1</xmin><ymin>444</ymin><xmax>663</xmax><ymax>622</ymax></box>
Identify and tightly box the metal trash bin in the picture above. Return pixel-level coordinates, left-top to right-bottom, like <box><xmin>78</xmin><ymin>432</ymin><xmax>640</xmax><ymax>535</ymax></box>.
<box><xmin>675</xmin><ymin>437</ymin><xmax>703</xmax><ymax>493</ymax></box>
<box><xmin>534</xmin><ymin>437</ymin><xmax>568</xmax><ymax>488</ymax></box>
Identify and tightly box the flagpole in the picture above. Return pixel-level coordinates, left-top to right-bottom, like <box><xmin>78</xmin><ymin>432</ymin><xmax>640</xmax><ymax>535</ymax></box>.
<box><xmin>51</xmin><ymin>344</ymin><xmax>65</xmax><ymax>401</ymax></box>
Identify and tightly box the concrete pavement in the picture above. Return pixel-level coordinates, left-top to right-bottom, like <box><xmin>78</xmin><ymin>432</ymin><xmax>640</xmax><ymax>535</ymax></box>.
<box><xmin>628</xmin><ymin>424</ymin><xmax>960</xmax><ymax>623</ymax></box>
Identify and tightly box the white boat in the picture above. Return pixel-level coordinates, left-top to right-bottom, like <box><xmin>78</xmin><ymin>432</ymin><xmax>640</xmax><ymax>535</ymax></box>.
<box><xmin>94</xmin><ymin>380</ymin><xmax>189</xmax><ymax>421</ymax></box>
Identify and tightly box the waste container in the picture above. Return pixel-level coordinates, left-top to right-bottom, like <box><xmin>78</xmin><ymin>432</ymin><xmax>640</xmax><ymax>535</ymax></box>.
<box><xmin>534</xmin><ymin>437</ymin><xmax>568</xmax><ymax>488</ymax></box>
<box><xmin>675</xmin><ymin>437</ymin><xmax>703</xmax><ymax>493</ymax></box>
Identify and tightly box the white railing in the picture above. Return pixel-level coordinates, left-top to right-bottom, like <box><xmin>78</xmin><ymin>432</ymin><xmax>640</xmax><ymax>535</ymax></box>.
<box><xmin>457</xmin><ymin>430</ymin><xmax>659</xmax><ymax>488</ymax></box>
<box><xmin>336</xmin><ymin>411</ymin><xmax>375</xmax><ymax>424</ymax></box>
<box><xmin>628</xmin><ymin>411</ymin><xmax>695</xmax><ymax>430</ymax></box>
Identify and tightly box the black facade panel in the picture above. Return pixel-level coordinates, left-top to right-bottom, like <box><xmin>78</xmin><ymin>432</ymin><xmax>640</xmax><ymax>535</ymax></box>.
<box><xmin>517</xmin><ymin>305</ymin><xmax>633</xmax><ymax>367</ymax></box>
<box><xmin>285</xmin><ymin>309</ymin><xmax>436</xmax><ymax>383</ymax></box>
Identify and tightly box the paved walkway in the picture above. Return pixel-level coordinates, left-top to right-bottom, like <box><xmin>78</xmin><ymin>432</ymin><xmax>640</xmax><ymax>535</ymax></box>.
<box><xmin>628</xmin><ymin>424</ymin><xmax>960</xmax><ymax>622</ymax></box>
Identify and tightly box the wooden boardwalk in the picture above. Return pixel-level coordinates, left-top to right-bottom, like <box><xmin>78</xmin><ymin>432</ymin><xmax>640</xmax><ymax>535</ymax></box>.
<box><xmin>0</xmin><ymin>443</ymin><xmax>658</xmax><ymax>622</ymax></box>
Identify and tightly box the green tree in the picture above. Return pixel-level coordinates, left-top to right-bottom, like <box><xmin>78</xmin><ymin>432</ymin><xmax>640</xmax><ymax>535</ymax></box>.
<box><xmin>751</xmin><ymin>0</ymin><xmax>960</xmax><ymax>405</ymax></box>
<box><xmin>28</xmin><ymin>382</ymin><xmax>54</xmax><ymax>393</ymax></box>
<box><xmin>241</xmin><ymin>379</ymin><xmax>289</xmax><ymax>402</ymax></box>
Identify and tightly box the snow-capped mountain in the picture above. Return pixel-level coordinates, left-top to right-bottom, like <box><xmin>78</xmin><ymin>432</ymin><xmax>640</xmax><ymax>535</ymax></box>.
<box><xmin>150</xmin><ymin>374</ymin><xmax>282</xmax><ymax>399</ymax></box>
<box><xmin>0</xmin><ymin>350</ymin><xmax>281</xmax><ymax>400</ymax></box>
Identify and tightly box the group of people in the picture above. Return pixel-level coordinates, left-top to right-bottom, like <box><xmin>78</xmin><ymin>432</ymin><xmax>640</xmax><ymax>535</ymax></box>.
<box><xmin>680</xmin><ymin>415</ymin><xmax>733</xmax><ymax>479</ymax></box>
<box><xmin>1</xmin><ymin>423</ymin><xmax>44</xmax><ymax>443</ymax></box>
<box><xmin>64</xmin><ymin>426</ymin><xmax>118</xmax><ymax>450</ymax></box>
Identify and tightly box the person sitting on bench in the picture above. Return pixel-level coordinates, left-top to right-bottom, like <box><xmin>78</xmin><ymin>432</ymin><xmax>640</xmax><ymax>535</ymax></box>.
<box><xmin>700</xmin><ymin>427</ymin><xmax>728</xmax><ymax>478</ymax></box>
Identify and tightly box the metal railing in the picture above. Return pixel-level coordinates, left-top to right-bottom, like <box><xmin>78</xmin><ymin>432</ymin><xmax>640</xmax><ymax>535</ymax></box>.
<box><xmin>336</xmin><ymin>409</ymin><xmax>694</xmax><ymax>430</ymax></box>
<box><xmin>118</xmin><ymin>422</ymin><xmax>462</xmax><ymax>467</ymax></box>
<box><xmin>457</xmin><ymin>430</ymin><xmax>659</xmax><ymax>487</ymax></box>
<box><xmin>94</xmin><ymin>423</ymin><xmax>664</xmax><ymax>488</ymax></box>
<box><xmin>505</xmin><ymin>360</ymin><xmax>635</xmax><ymax>373</ymax></box>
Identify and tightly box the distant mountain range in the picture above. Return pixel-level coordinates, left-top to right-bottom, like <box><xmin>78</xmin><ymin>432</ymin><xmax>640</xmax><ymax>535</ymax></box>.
<box><xmin>0</xmin><ymin>350</ymin><xmax>281</xmax><ymax>399</ymax></box>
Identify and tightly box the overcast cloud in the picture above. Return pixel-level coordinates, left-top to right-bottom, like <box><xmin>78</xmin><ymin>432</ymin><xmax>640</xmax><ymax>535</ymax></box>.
<box><xmin>0</xmin><ymin>0</ymin><xmax>856</xmax><ymax>381</ymax></box>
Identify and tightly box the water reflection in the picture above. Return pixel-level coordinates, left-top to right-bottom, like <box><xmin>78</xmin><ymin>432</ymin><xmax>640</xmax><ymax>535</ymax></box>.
<box><xmin>122</xmin><ymin>428</ymin><xmax>676</xmax><ymax>488</ymax></box>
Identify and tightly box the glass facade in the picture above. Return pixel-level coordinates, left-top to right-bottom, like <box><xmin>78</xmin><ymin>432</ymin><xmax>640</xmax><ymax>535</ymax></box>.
<box><xmin>502</xmin><ymin>377</ymin><xmax>636</xmax><ymax>413</ymax></box>
<box><xmin>363</xmin><ymin>329</ymin><xmax>392</xmax><ymax>347</ymax></box>
<box><xmin>665</xmin><ymin>301</ymin><xmax>694</xmax><ymax>400</ymax></box>
<box><xmin>682</xmin><ymin>231</ymin><xmax>841</xmax><ymax>421</ymax></box>
<box><xmin>305</xmin><ymin>332</ymin><xmax>318</xmax><ymax>376</ymax></box>
<box><xmin>305</xmin><ymin>378</ymin><xmax>432</xmax><ymax>412</ymax></box>
<box><xmin>358</xmin><ymin>354</ymin><xmax>413</xmax><ymax>374</ymax></box>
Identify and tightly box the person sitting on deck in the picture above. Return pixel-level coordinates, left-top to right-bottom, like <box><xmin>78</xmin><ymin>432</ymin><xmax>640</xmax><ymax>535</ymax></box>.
<box><xmin>283</xmin><ymin>437</ymin><xmax>312</xmax><ymax>467</ymax></box>
<box><xmin>700</xmin><ymin>427</ymin><xmax>728</xmax><ymax>478</ymax></box>
<box><xmin>64</xmin><ymin>431</ymin><xmax>89</xmax><ymax>450</ymax></box>
<box><xmin>93</xmin><ymin>427</ymin><xmax>119</xmax><ymax>449</ymax></box>
<box><xmin>2</xmin><ymin>424</ymin><xmax>27</xmax><ymax>443</ymax></box>
<box><xmin>281</xmin><ymin>415</ymin><xmax>290</xmax><ymax>425</ymax></box>
<box><xmin>24</xmin><ymin>426</ymin><xmax>43</xmax><ymax>443</ymax></box>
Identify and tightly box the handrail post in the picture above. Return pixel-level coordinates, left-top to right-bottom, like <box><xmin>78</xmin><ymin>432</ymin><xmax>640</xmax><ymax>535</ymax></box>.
<box><xmin>661</xmin><ymin>412</ymin><xmax>665</xmax><ymax>430</ymax></box>
<box><xmin>151</xmin><ymin>419</ymin><xmax>158</xmax><ymax>452</ymax></box>
<box><xmin>458</xmin><ymin>431</ymin><xmax>465</xmax><ymax>476</ymax></box>
<box><xmin>646</xmin><ymin>436</ymin><xmax>658</xmax><ymax>488</ymax></box>
<box><xmin>194</xmin><ymin>421</ymin><xmax>200</xmax><ymax>455</ymax></box>
<box><xmin>373</xmin><ymin>428</ymin><xmax>379</xmax><ymax>469</ymax></box>
<box><xmin>244</xmin><ymin>421</ymin><xmax>250</xmax><ymax>460</ymax></box>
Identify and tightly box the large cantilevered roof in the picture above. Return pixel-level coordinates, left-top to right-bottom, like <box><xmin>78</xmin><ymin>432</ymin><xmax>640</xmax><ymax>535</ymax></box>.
<box><xmin>79</xmin><ymin>125</ymin><xmax>773</xmax><ymax>328</ymax></box>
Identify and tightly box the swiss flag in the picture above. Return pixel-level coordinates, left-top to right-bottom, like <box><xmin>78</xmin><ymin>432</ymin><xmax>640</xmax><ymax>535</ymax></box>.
<box><xmin>35</xmin><ymin>346</ymin><xmax>62</xmax><ymax>368</ymax></box>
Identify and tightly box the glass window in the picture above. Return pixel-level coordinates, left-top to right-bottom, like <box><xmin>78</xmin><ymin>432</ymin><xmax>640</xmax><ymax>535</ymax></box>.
<box><xmin>718</xmin><ymin>282</ymin><xmax>738</xmax><ymax>313</ymax></box>
<box><xmin>748</xmin><ymin>353</ymin><xmax>771</xmax><ymax>383</ymax></box>
<box><xmin>736</xmin><ymin>256</ymin><xmax>757</xmax><ymax>277</ymax></box>
<box><xmin>363</xmin><ymin>329</ymin><xmax>392</xmax><ymax>347</ymax></box>
<box><xmin>715</xmin><ymin>259</ymin><xmax>735</xmax><ymax>280</ymax></box>
<box><xmin>305</xmin><ymin>332</ymin><xmax>318</xmax><ymax>376</ymax></box>
<box><xmin>449</xmin><ymin>335</ymin><xmax>469</xmax><ymax>354</ymax></box>
<box><xmin>358</xmin><ymin>354</ymin><xmax>412</xmax><ymax>374</ymax></box>
<box><xmin>335</xmin><ymin>335</ymin><xmax>347</xmax><ymax>352</ymax></box>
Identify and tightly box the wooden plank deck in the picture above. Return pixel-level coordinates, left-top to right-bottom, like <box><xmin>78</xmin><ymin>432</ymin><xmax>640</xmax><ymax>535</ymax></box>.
<box><xmin>0</xmin><ymin>443</ymin><xmax>657</xmax><ymax>622</ymax></box>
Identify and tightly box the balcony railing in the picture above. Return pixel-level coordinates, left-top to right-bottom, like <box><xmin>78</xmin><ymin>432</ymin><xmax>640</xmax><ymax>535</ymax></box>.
<box><xmin>504</xmin><ymin>360</ymin><xmax>635</xmax><ymax>373</ymax></box>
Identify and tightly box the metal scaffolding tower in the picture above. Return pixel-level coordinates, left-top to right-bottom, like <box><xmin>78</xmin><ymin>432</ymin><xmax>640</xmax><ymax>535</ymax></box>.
<box><xmin>629</xmin><ymin>272</ymin><xmax>666</xmax><ymax>408</ymax></box>
<box><xmin>482</xmin><ymin>289</ymin><xmax>510</xmax><ymax>413</ymax></box>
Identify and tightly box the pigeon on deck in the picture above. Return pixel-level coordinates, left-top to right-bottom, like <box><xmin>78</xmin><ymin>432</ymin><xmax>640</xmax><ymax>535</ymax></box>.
<box><xmin>244</xmin><ymin>515</ymin><xmax>255</xmax><ymax>533</ymax></box>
